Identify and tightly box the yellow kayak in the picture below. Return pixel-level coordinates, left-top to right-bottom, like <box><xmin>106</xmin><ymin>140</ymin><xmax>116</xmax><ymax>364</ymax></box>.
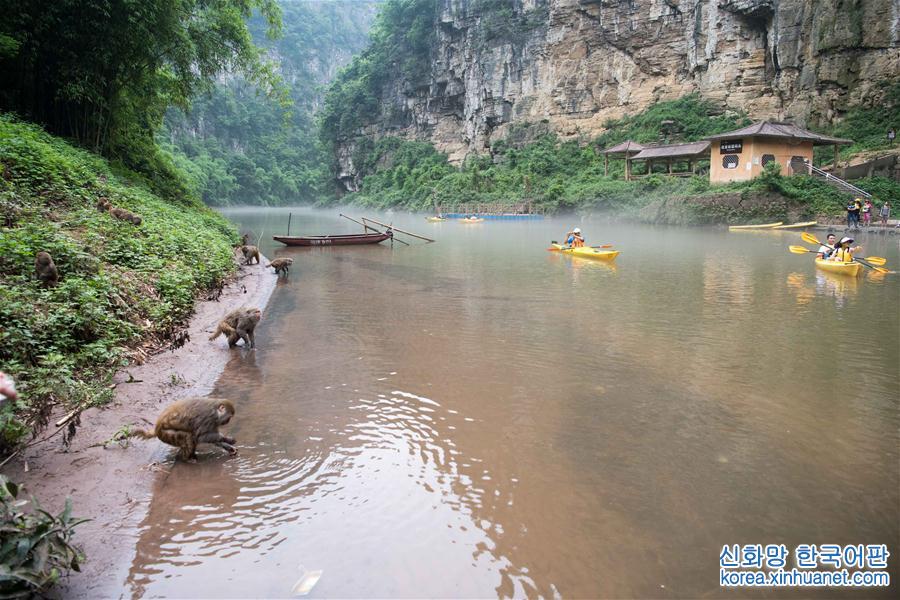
<box><xmin>426</xmin><ymin>217</ymin><xmax>446</xmax><ymax>222</ymax></box>
<box><xmin>773</xmin><ymin>221</ymin><xmax>818</xmax><ymax>229</ymax></box>
<box><xmin>551</xmin><ymin>244</ymin><xmax>619</xmax><ymax>261</ymax></box>
<box><xmin>815</xmin><ymin>258</ymin><xmax>862</xmax><ymax>277</ymax></box>
<box><xmin>460</xmin><ymin>217</ymin><xmax>484</xmax><ymax>223</ymax></box>
<box><xmin>729</xmin><ymin>222</ymin><xmax>783</xmax><ymax>230</ymax></box>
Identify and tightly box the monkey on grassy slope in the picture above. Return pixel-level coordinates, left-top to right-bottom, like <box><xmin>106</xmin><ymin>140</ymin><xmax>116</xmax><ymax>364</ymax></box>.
<box><xmin>241</xmin><ymin>245</ymin><xmax>260</xmax><ymax>265</ymax></box>
<box><xmin>208</xmin><ymin>307</ymin><xmax>261</xmax><ymax>348</ymax></box>
<box><xmin>131</xmin><ymin>397</ymin><xmax>236</xmax><ymax>461</ymax></box>
<box><xmin>34</xmin><ymin>251</ymin><xmax>59</xmax><ymax>287</ymax></box>
<box><xmin>266</xmin><ymin>257</ymin><xmax>293</xmax><ymax>276</ymax></box>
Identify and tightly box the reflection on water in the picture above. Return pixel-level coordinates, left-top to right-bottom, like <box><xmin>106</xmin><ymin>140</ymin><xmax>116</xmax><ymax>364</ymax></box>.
<box><xmin>125</xmin><ymin>210</ymin><xmax>899</xmax><ymax>598</ymax></box>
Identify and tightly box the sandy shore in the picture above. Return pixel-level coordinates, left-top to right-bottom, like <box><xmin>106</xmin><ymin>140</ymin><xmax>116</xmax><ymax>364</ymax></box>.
<box><xmin>3</xmin><ymin>251</ymin><xmax>277</xmax><ymax>597</ymax></box>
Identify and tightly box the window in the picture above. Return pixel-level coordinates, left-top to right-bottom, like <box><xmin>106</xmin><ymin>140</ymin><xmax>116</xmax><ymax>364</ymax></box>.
<box><xmin>761</xmin><ymin>154</ymin><xmax>775</xmax><ymax>166</ymax></box>
<box><xmin>789</xmin><ymin>156</ymin><xmax>808</xmax><ymax>175</ymax></box>
<box><xmin>722</xmin><ymin>155</ymin><xmax>739</xmax><ymax>169</ymax></box>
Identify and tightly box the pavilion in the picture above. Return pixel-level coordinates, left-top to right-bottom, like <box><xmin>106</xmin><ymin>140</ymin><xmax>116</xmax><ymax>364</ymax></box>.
<box><xmin>600</xmin><ymin>140</ymin><xmax>645</xmax><ymax>176</ymax></box>
<box><xmin>625</xmin><ymin>141</ymin><xmax>711</xmax><ymax>180</ymax></box>
<box><xmin>705</xmin><ymin>121</ymin><xmax>853</xmax><ymax>183</ymax></box>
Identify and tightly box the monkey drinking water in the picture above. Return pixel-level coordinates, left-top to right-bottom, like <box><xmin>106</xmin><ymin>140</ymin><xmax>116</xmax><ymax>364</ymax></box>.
<box><xmin>131</xmin><ymin>397</ymin><xmax>236</xmax><ymax>461</ymax></box>
<box><xmin>266</xmin><ymin>257</ymin><xmax>293</xmax><ymax>276</ymax></box>
<box><xmin>208</xmin><ymin>307</ymin><xmax>261</xmax><ymax>348</ymax></box>
<box><xmin>241</xmin><ymin>245</ymin><xmax>260</xmax><ymax>265</ymax></box>
<box><xmin>34</xmin><ymin>251</ymin><xmax>59</xmax><ymax>287</ymax></box>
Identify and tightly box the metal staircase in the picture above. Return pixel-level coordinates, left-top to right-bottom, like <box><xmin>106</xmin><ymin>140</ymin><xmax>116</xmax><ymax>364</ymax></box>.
<box><xmin>806</xmin><ymin>163</ymin><xmax>872</xmax><ymax>199</ymax></box>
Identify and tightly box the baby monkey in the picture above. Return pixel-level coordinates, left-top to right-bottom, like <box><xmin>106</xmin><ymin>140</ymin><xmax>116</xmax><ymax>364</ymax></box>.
<box><xmin>131</xmin><ymin>397</ymin><xmax>236</xmax><ymax>461</ymax></box>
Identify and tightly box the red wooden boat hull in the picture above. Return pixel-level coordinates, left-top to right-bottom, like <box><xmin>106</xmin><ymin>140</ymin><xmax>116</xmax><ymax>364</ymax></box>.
<box><xmin>272</xmin><ymin>232</ymin><xmax>392</xmax><ymax>246</ymax></box>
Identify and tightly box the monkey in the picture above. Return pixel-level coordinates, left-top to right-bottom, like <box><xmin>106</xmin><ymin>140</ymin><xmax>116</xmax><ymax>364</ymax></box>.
<box><xmin>34</xmin><ymin>251</ymin><xmax>59</xmax><ymax>287</ymax></box>
<box><xmin>96</xmin><ymin>197</ymin><xmax>111</xmax><ymax>211</ymax></box>
<box><xmin>208</xmin><ymin>307</ymin><xmax>261</xmax><ymax>348</ymax></box>
<box><xmin>241</xmin><ymin>245</ymin><xmax>260</xmax><ymax>265</ymax></box>
<box><xmin>130</xmin><ymin>397</ymin><xmax>236</xmax><ymax>461</ymax></box>
<box><xmin>266</xmin><ymin>257</ymin><xmax>293</xmax><ymax>276</ymax></box>
<box><xmin>108</xmin><ymin>206</ymin><xmax>141</xmax><ymax>225</ymax></box>
<box><xmin>240</xmin><ymin>233</ymin><xmax>251</xmax><ymax>246</ymax></box>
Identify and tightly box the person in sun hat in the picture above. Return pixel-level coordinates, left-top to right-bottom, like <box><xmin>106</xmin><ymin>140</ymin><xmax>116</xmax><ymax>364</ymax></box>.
<box><xmin>565</xmin><ymin>227</ymin><xmax>585</xmax><ymax>248</ymax></box>
<box><xmin>830</xmin><ymin>236</ymin><xmax>861</xmax><ymax>262</ymax></box>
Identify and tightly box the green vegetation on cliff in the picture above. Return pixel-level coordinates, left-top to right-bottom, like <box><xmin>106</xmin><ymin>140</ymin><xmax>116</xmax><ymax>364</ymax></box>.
<box><xmin>319</xmin><ymin>0</ymin><xmax>437</xmax><ymax>149</ymax></box>
<box><xmin>328</xmin><ymin>93</ymin><xmax>900</xmax><ymax>223</ymax></box>
<box><xmin>0</xmin><ymin>115</ymin><xmax>238</xmax><ymax>455</ymax></box>
<box><xmin>164</xmin><ymin>1</ymin><xmax>378</xmax><ymax>206</ymax></box>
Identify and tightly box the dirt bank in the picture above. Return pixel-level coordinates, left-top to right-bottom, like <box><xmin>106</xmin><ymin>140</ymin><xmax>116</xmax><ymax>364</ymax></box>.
<box><xmin>3</xmin><ymin>251</ymin><xmax>277</xmax><ymax>597</ymax></box>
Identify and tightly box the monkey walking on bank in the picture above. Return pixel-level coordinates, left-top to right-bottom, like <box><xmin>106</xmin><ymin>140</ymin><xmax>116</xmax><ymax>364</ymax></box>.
<box><xmin>34</xmin><ymin>251</ymin><xmax>59</xmax><ymax>287</ymax></box>
<box><xmin>209</xmin><ymin>307</ymin><xmax>261</xmax><ymax>348</ymax></box>
<box><xmin>99</xmin><ymin>198</ymin><xmax>142</xmax><ymax>225</ymax></box>
<box><xmin>266</xmin><ymin>257</ymin><xmax>293</xmax><ymax>276</ymax></box>
<box><xmin>130</xmin><ymin>397</ymin><xmax>237</xmax><ymax>461</ymax></box>
<box><xmin>241</xmin><ymin>245</ymin><xmax>260</xmax><ymax>265</ymax></box>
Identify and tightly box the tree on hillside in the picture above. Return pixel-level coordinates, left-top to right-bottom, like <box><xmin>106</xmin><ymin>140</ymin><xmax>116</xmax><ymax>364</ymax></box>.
<box><xmin>0</xmin><ymin>0</ymin><xmax>282</xmax><ymax>195</ymax></box>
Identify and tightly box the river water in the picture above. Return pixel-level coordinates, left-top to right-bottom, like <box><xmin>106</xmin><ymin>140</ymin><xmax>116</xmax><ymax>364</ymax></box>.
<box><xmin>124</xmin><ymin>208</ymin><xmax>899</xmax><ymax>598</ymax></box>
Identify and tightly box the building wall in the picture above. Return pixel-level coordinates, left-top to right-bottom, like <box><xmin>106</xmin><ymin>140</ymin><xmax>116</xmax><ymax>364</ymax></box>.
<box><xmin>710</xmin><ymin>137</ymin><xmax>814</xmax><ymax>183</ymax></box>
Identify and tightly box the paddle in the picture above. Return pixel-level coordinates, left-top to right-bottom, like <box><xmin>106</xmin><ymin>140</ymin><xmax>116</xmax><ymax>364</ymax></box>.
<box><xmin>798</xmin><ymin>233</ymin><xmax>888</xmax><ymax>265</ymax></box>
<box><xmin>788</xmin><ymin>246</ymin><xmax>890</xmax><ymax>273</ymax></box>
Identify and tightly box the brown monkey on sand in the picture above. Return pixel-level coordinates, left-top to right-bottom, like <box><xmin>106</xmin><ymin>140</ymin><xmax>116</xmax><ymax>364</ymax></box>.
<box><xmin>209</xmin><ymin>307</ymin><xmax>261</xmax><ymax>348</ymax></box>
<box><xmin>241</xmin><ymin>245</ymin><xmax>260</xmax><ymax>265</ymax></box>
<box><xmin>35</xmin><ymin>251</ymin><xmax>59</xmax><ymax>287</ymax></box>
<box><xmin>266</xmin><ymin>257</ymin><xmax>293</xmax><ymax>276</ymax></box>
<box><xmin>131</xmin><ymin>397</ymin><xmax>236</xmax><ymax>461</ymax></box>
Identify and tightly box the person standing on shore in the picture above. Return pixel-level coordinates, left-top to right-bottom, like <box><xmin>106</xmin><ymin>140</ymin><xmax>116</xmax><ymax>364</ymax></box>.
<box><xmin>862</xmin><ymin>199</ymin><xmax>873</xmax><ymax>227</ymax></box>
<box><xmin>880</xmin><ymin>201</ymin><xmax>891</xmax><ymax>227</ymax></box>
<box><xmin>846</xmin><ymin>198</ymin><xmax>861</xmax><ymax>229</ymax></box>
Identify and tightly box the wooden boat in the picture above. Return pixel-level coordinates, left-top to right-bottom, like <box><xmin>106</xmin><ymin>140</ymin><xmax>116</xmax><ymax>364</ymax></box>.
<box><xmin>729</xmin><ymin>222</ymin><xmax>783</xmax><ymax>230</ymax></box>
<box><xmin>273</xmin><ymin>232</ymin><xmax>392</xmax><ymax>246</ymax></box>
<box><xmin>773</xmin><ymin>221</ymin><xmax>818</xmax><ymax>230</ymax></box>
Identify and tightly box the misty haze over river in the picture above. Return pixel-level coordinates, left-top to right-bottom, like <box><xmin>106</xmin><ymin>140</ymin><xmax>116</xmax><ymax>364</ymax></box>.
<box><xmin>123</xmin><ymin>208</ymin><xmax>898</xmax><ymax>598</ymax></box>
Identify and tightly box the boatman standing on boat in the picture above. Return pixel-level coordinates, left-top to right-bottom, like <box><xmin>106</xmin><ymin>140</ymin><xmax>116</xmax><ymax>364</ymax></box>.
<box><xmin>830</xmin><ymin>236</ymin><xmax>861</xmax><ymax>262</ymax></box>
<box><xmin>817</xmin><ymin>234</ymin><xmax>837</xmax><ymax>260</ymax></box>
<box><xmin>565</xmin><ymin>228</ymin><xmax>585</xmax><ymax>247</ymax></box>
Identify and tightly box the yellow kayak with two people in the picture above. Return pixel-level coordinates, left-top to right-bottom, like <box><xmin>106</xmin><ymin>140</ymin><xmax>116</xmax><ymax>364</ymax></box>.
<box><xmin>550</xmin><ymin>244</ymin><xmax>620</xmax><ymax>261</ymax></box>
<box><xmin>814</xmin><ymin>258</ymin><xmax>862</xmax><ymax>277</ymax></box>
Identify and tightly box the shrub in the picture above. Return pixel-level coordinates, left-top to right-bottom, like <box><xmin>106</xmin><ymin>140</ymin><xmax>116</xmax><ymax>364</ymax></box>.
<box><xmin>0</xmin><ymin>475</ymin><xmax>87</xmax><ymax>597</ymax></box>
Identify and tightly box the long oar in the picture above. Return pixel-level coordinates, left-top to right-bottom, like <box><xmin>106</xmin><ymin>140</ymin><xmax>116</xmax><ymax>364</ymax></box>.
<box><xmin>339</xmin><ymin>213</ymin><xmax>410</xmax><ymax>246</ymax></box>
<box><xmin>797</xmin><ymin>233</ymin><xmax>888</xmax><ymax>265</ymax></box>
<box><xmin>362</xmin><ymin>216</ymin><xmax>435</xmax><ymax>243</ymax></box>
<box><xmin>854</xmin><ymin>257</ymin><xmax>891</xmax><ymax>274</ymax></box>
<box><xmin>788</xmin><ymin>246</ymin><xmax>890</xmax><ymax>273</ymax></box>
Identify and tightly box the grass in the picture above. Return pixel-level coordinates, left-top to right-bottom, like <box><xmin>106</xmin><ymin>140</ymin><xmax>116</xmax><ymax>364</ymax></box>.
<box><xmin>0</xmin><ymin>114</ymin><xmax>239</xmax><ymax>454</ymax></box>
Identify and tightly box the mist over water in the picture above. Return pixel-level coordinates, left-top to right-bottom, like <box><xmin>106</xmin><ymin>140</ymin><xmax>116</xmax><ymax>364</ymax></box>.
<box><xmin>125</xmin><ymin>208</ymin><xmax>899</xmax><ymax>598</ymax></box>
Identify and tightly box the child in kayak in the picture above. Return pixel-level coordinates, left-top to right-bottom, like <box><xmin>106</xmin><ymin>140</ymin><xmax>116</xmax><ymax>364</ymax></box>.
<box><xmin>565</xmin><ymin>227</ymin><xmax>585</xmax><ymax>247</ymax></box>
<box><xmin>830</xmin><ymin>236</ymin><xmax>861</xmax><ymax>262</ymax></box>
<box><xmin>817</xmin><ymin>233</ymin><xmax>837</xmax><ymax>259</ymax></box>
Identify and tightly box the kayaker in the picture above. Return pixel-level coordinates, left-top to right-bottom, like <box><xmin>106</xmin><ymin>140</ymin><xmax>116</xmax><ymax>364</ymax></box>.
<box><xmin>565</xmin><ymin>227</ymin><xmax>585</xmax><ymax>247</ymax></box>
<box><xmin>830</xmin><ymin>236</ymin><xmax>861</xmax><ymax>262</ymax></box>
<box><xmin>816</xmin><ymin>233</ymin><xmax>837</xmax><ymax>260</ymax></box>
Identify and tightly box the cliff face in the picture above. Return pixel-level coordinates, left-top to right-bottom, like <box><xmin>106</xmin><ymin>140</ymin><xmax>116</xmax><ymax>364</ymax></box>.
<box><xmin>337</xmin><ymin>0</ymin><xmax>899</xmax><ymax>190</ymax></box>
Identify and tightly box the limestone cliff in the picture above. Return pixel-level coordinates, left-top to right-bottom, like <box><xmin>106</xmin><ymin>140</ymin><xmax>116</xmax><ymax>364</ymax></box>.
<box><xmin>336</xmin><ymin>0</ymin><xmax>900</xmax><ymax>190</ymax></box>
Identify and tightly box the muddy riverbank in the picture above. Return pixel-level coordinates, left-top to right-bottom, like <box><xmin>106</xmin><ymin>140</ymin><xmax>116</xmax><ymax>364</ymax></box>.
<box><xmin>4</xmin><ymin>251</ymin><xmax>276</xmax><ymax>597</ymax></box>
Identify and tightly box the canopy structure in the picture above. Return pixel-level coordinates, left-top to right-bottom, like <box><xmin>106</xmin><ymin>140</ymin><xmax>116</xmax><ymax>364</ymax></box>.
<box><xmin>706</xmin><ymin>121</ymin><xmax>852</xmax><ymax>146</ymax></box>
<box><xmin>625</xmin><ymin>141</ymin><xmax>711</xmax><ymax>180</ymax></box>
<box><xmin>600</xmin><ymin>140</ymin><xmax>645</xmax><ymax>176</ymax></box>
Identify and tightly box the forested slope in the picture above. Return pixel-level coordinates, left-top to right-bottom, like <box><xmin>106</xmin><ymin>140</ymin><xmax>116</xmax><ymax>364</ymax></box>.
<box><xmin>163</xmin><ymin>0</ymin><xmax>379</xmax><ymax>206</ymax></box>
